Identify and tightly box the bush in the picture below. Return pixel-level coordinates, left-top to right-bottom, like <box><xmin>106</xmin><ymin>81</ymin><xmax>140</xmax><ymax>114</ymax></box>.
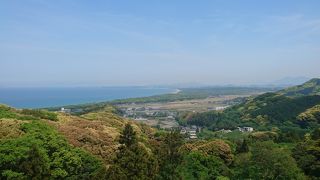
<box><xmin>21</xmin><ymin>109</ymin><xmax>58</xmax><ymax>121</ymax></box>
<box><xmin>0</xmin><ymin>121</ymin><xmax>105</xmax><ymax>179</ymax></box>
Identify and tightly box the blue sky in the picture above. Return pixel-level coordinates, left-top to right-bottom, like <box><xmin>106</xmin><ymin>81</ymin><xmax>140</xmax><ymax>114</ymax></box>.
<box><xmin>1</xmin><ymin>0</ymin><xmax>320</xmax><ymax>87</ymax></box>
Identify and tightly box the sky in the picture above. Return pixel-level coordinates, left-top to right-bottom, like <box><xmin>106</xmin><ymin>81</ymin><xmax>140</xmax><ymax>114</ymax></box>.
<box><xmin>1</xmin><ymin>0</ymin><xmax>320</xmax><ymax>87</ymax></box>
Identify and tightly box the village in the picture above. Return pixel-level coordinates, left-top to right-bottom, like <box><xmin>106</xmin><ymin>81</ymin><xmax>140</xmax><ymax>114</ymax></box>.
<box><xmin>118</xmin><ymin>105</ymin><xmax>254</xmax><ymax>140</ymax></box>
<box><xmin>60</xmin><ymin>105</ymin><xmax>254</xmax><ymax>140</ymax></box>
<box><xmin>179</xmin><ymin>126</ymin><xmax>254</xmax><ymax>140</ymax></box>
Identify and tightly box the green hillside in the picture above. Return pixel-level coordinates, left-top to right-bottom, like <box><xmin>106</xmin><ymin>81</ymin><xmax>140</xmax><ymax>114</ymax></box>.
<box><xmin>279</xmin><ymin>78</ymin><xmax>320</xmax><ymax>97</ymax></box>
<box><xmin>1</xmin><ymin>79</ymin><xmax>320</xmax><ymax>179</ymax></box>
<box><xmin>1</xmin><ymin>100</ymin><xmax>320</xmax><ymax>179</ymax></box>
<box><xmin>182</xmin><ymin>79</ymin><xmax>320</xmax><ymax>130</ymax></box>
<box><xmin>0</xmin><ymin>104</ymin><xmax>156</xmax><ymax>179</ymax></box>
<box><xmin>0</xmin><ymin>104</ymin><xmax>244</xmax><ymax>179</ymax></box>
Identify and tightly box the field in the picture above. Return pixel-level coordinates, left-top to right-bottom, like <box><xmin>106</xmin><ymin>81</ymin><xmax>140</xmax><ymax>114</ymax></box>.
<box><xmin>45</xmin><ymin>86</ymin><xmax>277</xmax><ymax>129</ymax></box>
<box><xmin>117</xmin><ymin>94</ymin><xmax>260</xmax><ymax>128</ymax></box>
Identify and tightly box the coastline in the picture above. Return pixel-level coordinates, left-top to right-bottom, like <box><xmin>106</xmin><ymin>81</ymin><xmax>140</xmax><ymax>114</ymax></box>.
<box><xmin>171</xmin><ymin>89</ymin><xmax>182</xmax><ymax>94</ymax></box>
<box><xmin>0</xmin><ymin>86</ymin><xmax>176</xmax><ymax>109</ymax></box>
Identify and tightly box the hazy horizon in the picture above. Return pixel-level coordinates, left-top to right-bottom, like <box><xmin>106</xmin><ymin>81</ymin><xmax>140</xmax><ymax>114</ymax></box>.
<box><xmin>1</xmin><ymin>0</ymin><xmax>320</xmax><ymax>87</ymax></box>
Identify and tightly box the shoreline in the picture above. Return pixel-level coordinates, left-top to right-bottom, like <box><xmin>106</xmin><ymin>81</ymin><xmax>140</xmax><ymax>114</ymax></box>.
<box><xmin>171</xmin><ymin>89</ymin><xmax>182</xmax><ymax>94</ymax></box>
<box><xmin>0</xmin><ymin>86</ymin><xmax>176</xmax><ymax>109</ymax></box>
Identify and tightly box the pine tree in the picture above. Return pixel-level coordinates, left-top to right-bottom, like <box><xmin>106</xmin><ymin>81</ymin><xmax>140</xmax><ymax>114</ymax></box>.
<box><xmin>119</xmin><ymin>123</ymin><xmax>137</xmax><ymax>147</ymax></box>
<box><xmin>106</xmin><ymin>123</ymin><xmax>158</xmax><ymax>180</ymax></box>
<box><xmin>19</xmin><ymin>144</ymin><xmax>50</xmax><ymax>179</ymax></box>
<box><xmin>237</xmin><ymin>139</ymin><xmax>249</xmax><ymax>153</ymax></box>
<box><xmin>158</xmin><ymin>130</ymin><xmax>184</xmax><ymax>179</ymax></box>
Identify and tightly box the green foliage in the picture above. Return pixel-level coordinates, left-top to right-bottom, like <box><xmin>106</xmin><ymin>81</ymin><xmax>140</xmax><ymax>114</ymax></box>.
<box><xmin>177</xmin><ymin>152</ymin><xmax>230</xmax><ymax>180</ymax></box>
<box><xmin>107</xmin><ymin>143</ymin><xmax>158</xmax><ymax>180</ymax></box>
<box><xmin>0</xmin><ymin>105</ymin><xmax>58</xmax><ymax>121</ymax></box>
<box><xmin>248</xmin><ymin>95</ymin><xmax>320</xmax><ymax>125</ymax></box>
<box><xmin>277</xmin><ymin>127</ymin><xmax>307</xmax><ymax>143</ymax></box>
<box><xmin>183</xmin><ymin>92</ymin><xmax>320</xmax><ymax>132</ymax></box>
<box><xmin>0</xmin><ymin>105</ymin><xmax>19</xmax><ymax>119</ymax></box>
<box><xmin>180</xmin><ymin>139</ymin><xmax>235</xmax><ymax>169</ymax></box>
<box><xmin>119</xmin><ymin>123</ymin><xmax>137</xmax><ymax>147</ymax></box>
<box><xmin>181</xmin><ymin>110</ymin><xmax>242</xmax><ymax>130</ymax></box>
<box><xmin>249</xmin><ymin>131</ymin><xmax>279</xmax><ymax>142</ymax></box>
<box><xmin>234</xmin><ymin>141</ymin><xmax>306</xmax><ymax>179</ymax></box>
<box><xmin>21</xmin><ymin>109</ymin><xmax>58</xmax><ymax>121</ymax></box>
<box><xmin>181</xmin><ymin>79</ymin><xmax>320</xmax><ymax>131</ymax></box>
<box><xmin>0</xmin><ymin>120</ymin><xmax>105</xmax><ymax>179</ymax></box>
<box><xmin>279</xmin><ymin>78</ymin><xmax>320</xmax><ymax>97</ymax></box>
<box><xmin>236</xmin><ymin>139</ymin><xmax>249</xmax><ymax>153</ymax></box>
<box><xmin>3</xmin><ymin>79</ymin><xmax>320</xmax><ymax>180</ymax></box>
<box><xmin>162</xmin><ymin>131</ymin><xmax>184</xmax><ymax>163</ymax></box>
<box><xmin>311</xmin><ymin>128</ymin><xmax>320</xmax><ymax>140</ymax></box>
<box><xmin>156</xmin><ymin>130</ymin><xmax>184</xmax><ymax>179</ymax></box>
<box><xmin>292</xmin><ymin>138</ymin><xmax>320</xmax><ymax>179</ymax></box>
<box><xmin>106</xmin><ymin>124</ymin><xmax>158</xmax><ymax>180</ymax></box>
<box><xmin>298</xmin><ymin>105</ymin><xmax>320</xmax><ymax>128</ymax></box>
<box><xmin>19</xmin><ymin>144</ymin><xmax>50</xmax><ymax>179</ymax></box>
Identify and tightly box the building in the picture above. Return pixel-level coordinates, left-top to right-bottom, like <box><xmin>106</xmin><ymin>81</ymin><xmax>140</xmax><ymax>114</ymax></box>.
<box><xmin>219</xmin><ymin>129</ymin><xmax>232</xmax><ymax>133</ymax></box>
<box><xmin>215</xmin><ymin>106</ymin><xmax>229</xmax><ymax>111</ymax></box>
<box><xmin>180</xmin><ymin>127</ymin><xmax>198</xmax><ymax>139</ymax></box>
<box><xmin>180</xmin><ymin>128</ymin><xmax>187</xmax><ymax>134</ymax></box>
<box><xmin>238</xmin><ymin>127</ymin><xmax>254</xmax><ymax>132</ymax></box>
<box><xmin>60</xmin><ymin>107</ymin><xmax>71</xmax><ymax>113</ymax></box>
<box><xmin>188</xmin><ymin>130</ymin><xmax>197</xmax><ymax>139</ymax></box>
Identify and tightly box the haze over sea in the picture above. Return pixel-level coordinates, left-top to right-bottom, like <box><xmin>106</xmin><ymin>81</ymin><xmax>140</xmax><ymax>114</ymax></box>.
<box><xmin>0</xmin><ymin>87</ymin><xmax>175</xmax><ymax>109</ymax></box>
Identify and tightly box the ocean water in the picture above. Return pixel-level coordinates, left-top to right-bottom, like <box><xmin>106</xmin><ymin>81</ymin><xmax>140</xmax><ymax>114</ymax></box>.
<box><xmin>0</xmin><ymin>87</ymin><xmax>175</xmax><ymax>109</ymax></box>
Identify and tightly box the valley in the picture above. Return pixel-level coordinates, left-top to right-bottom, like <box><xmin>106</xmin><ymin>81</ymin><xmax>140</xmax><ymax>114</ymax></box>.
<box><xmin>1</xmin><ymin>79</ymin><xmax>320</xmax><ymax>179</ymax></box>
<box><xmin>117</xmin><ymin>95</ymin><xmax>252</xmax><ymax>129</ymax></box>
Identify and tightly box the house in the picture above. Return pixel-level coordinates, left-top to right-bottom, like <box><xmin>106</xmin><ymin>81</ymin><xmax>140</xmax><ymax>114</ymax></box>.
<box><xmin>60</xmin><ymin>107</ymin><xmax>71</xmax><ymax>113</ymax></box>
<box><xmin>188</xmin><ymin>130</ymin><xmax>197</xmax><ymax>135</ymax></box>
<box><xmin>189</xmin><ymin>135</ymin><xmax>197</xmax><ymax>139</ymax></box>
<box><xmin>180</xmin><ymin>128</ymin><xmax>187</xmax><ymax>134</ymax></box>
<box><xmin>180</xmin><ymin>127</ymin><xmax>198</xmax><ymax>139</ymax></box>
<box><xmin>219</xmin><ymin>129</ymin><xmax>232</xmax><ymax>133</ymax></box>
<box><xmin>215</xmin><ymin>106</ymin><xmax>229</xmax><ymax>111</ymax></box>
<box><xmin>238</xmin><ymin>127</ymin><xmax>254</xmax><ymax>132</ymax></box>
<box><xmin>188</xmin><ymin>130</ymin><xmax>197</xmax><ymax>139</ymax></box>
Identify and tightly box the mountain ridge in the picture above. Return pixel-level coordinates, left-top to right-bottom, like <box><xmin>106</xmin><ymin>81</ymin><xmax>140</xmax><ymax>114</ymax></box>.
<box><xmin>279</xmin><ymin>78</ymin><xmax>320</xmax><ymax>97</ymax></box>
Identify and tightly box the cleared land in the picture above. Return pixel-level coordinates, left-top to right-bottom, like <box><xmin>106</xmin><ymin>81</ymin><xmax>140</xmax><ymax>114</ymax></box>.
<box><xmin>117</xmin><ymin>95</ymin><xmax>251</xmax><ymax>112</ymax></box>
<box><xmin>117</xmin><ymin>94</ymin><xmax>259</xmax><ymax>128</ymax></box>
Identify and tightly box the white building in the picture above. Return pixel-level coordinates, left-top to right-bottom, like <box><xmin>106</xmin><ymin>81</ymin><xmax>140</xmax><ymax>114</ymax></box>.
<box><xmin>219</xmin><ymin>129</ymin><xmax>232</xmax><ymax>133</ymax></box>
<box><xmin>215</xmin><ymin>106</ymin><xmax>229</xmax><ymax>111</ymax></box>
<box><xmin>238</xmin><ymin>127</ymin><xmax>254</xmax><ymax>132</ymax></box>
<box><xmin>180</xmin><ymin>127</ymin><xmax>199</xmax><ymax>139</ymax></box>
<box><xmin>60</xmin><ymin>107</ymin><xmax>71</xmax><ymax>113</ymax></box>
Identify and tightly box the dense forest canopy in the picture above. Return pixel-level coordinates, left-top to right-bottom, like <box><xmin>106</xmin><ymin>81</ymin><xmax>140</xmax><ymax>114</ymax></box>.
<box><xmin>181</xmin><ymin>79</ymin><xmax>320</xmax><ymax>131</ymax></box>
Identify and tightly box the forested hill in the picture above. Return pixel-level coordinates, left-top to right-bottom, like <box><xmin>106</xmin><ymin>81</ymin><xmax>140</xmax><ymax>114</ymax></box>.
<box><xmin>1</xmin><ymin>85</ymin><xmax>320</xmax><ymax>179</ymax></box>
<box><xmin>0</xmin><ymin>104</ymin><xmax>155</xmax><ymax>179</ymax></box>
<box><xmin>279</xmin><ymin>78</ymin><xmax>320</xmax><ymax>97</ymax></box>
<box><xmin>181</xmin><ymin>78</ymin><xmax>320</xmax><ymax>130</ymax></box>
<box><xmin>0</xmin><ymin>104</ymin><xmax>253</xmax><ymax>179</ymax></box>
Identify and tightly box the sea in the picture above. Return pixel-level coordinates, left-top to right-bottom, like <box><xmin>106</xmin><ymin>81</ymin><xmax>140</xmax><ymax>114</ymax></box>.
<box><xmin>0</xmin><ymin>87</ymin><xmax>176</xmax><ymax>109</ymax></box>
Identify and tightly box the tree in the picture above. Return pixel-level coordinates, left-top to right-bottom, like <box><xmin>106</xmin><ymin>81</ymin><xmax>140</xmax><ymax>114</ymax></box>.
<box><xmin>106</xmin><ymin>124</ymin><xmax>158</xmax><ymax>180</ymax></box>
<box><xmin>236</xmin><ymin>139</ymin><xmax>249</xmax><ymax>153</ymax></box>
<box><xmin>234</xmin><ymin>141</ymin><xmax>306</xmax><ymax>179</ymax></box>
<box><xmin>0</xmin><ymin>121</ymin><xmax>105</xmax><ymax>179</ymax></box>
<box><xmin>119</xmin><ymin>123</ymin><xmax>137</xmax><ymax>147</ymax></box>
<box><xmin>157</xmin><ymin>130</ymin><xmax>184</xmax><ymax>179</ymax></box>
<box><xmin>311</xmin><ymin>128</ymin><xmax>320</xmax><ymax>140</ymax></box>
<box><xmin>177</xmin><ymin>152</ymin><xmax>229</xmax><ymax>180</ymax></box>
<box><xmin>19</xmin><ymin>144</ymin><xmax>50</xmax><ymax>179</ymax></box>
<box><xmin>293</xmin><ymin>139</ymin><xmax>320</xmax><ymax>179</ymax></box>
<box><xmin>163</xmin><ymin>131</ymin><xmax>184</xmax><ymax>164</ymax></box>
